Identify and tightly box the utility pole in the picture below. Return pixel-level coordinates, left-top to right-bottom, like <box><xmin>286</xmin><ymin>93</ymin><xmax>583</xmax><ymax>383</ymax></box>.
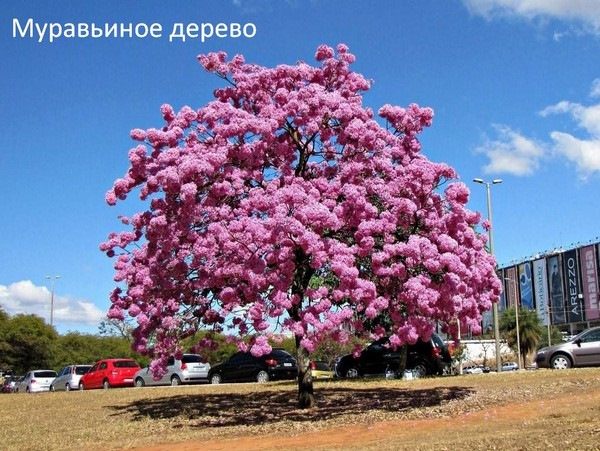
<box><xmin>473</xmin><ymin>178</ymin><xmax>503</xmax><ymax>372</ymax></box>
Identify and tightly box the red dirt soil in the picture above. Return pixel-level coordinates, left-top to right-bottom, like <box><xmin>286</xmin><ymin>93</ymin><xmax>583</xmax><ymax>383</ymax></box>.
<box><xmin>136</xmin><ymin>390</ymin><xmax>600</xmax><ymax>450</ymax></box>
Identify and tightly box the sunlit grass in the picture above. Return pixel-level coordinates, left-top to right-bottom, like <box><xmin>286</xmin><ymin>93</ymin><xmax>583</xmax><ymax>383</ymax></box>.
<box><xmin>1</xmin><ymin>369</ymin><xmax>599</xmax><ymax>450</ymax></box>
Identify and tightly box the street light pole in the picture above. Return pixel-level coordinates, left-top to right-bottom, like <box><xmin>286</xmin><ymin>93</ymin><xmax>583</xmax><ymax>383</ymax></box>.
<box><xmin>505</xmin><ymin>277</ymin><xmax>521</xmax><ymax>369</ymax></box>
<box><xmin>45</xmin><ymin>275</ymin><xmax>61</xmax><ymax>327</ymax></box>
<box><xmin>547</xmin><ymin>303</ymin><xmax>552</xmax><ymax>347</ymax></box>
<box><xmin>473</xmin><ymin>178</ymin><xmax>503</xmax><ymax>372</ymax></box>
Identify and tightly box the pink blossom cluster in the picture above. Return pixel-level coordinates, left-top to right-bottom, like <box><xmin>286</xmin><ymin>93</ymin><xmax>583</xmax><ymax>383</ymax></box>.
<box><xmin>102</xmin><ymin>44</ymin><xmax>501</xmax><ymax>373</ymax></box>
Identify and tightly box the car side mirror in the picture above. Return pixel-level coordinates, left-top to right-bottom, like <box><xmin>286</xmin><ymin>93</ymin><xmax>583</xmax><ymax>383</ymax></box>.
<box><xmin>575</xmin><ymin>338</ymin><xmax>582</xmax><ymax>347</ymax></box>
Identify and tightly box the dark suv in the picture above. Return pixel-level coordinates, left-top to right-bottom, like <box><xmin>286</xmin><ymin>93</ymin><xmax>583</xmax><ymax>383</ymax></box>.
<box><xmin>208</xmin><ymin>348</ymin><xmax>297</xmax><ymax>384</ymax></box>
<box><xmin>334</xmin><ymin>333</ymin><xmax>451</xmax><ymax>378</ymax></box>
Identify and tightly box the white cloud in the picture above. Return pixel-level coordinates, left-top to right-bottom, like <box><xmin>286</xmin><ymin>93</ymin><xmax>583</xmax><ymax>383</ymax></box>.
<box><xmin>475</xmin><ymin>125</ymin><xmax>546</xmax><ymax>176</ymax></box>
<box><xmin>0</xmin><ymin>280</ymin><xmax>104</xmax><ymax>327</ymax></box>
<box><xmin>590</xmin><ymin>79</ymin><xmax>600</xmax><ymax>98</ymax></box>
<box><xmin>547</xmin><ymin>132</ymin><xmax>600</xmax><ymax>178</ymax></box>
<box><xmin>540</xmin><ymin>101</ymin><xmax>600</xmax><ymax>136</ymax></box>
<box><xmin>539</xmin><ymin>100</ymin><xmax>572</xmax><ymax>116</ymax></box>
<box><xmin>553</xmin><ymin>30</ymin><xmax>569</xmax><ymax>42</ymax></box>
<box><xmin>463</xmin><ymin>0</ymin><xmax>600</xmax><ymax>35</ymax></box>
<box><xmin>540</xmin><ymin>90</ymin><xmax>600</xmax><ymax>178</ymax></box>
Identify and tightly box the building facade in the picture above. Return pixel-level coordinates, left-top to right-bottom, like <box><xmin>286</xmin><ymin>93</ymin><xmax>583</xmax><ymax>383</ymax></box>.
<box><xmin>483</xmin><ymin>241</ymin><xmax>600</xmax><ymax>335</ymax></box>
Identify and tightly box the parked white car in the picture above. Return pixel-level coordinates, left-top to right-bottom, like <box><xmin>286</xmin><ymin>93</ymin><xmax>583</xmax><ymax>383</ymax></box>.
<box><xmin>16</xmin><ymin>370</ymin><xmax>57</xmax><ymax>393</ymax></box>
<box><xmin>50</xmin><ymin>365</ymin><xmax>92</xmax><ymax>391</ymax></box>
<box><xmin>463</xmin><ymin>365</ymin><xmax>484</xmax><ymax>374</ymax></box>
<box><xmin>134</xmin><ymin>354</ymin><xmax>210</xmax><ymax>387</ymax></box>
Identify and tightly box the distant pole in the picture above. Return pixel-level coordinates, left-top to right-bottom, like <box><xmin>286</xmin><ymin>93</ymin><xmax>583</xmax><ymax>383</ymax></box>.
<box><xmin>45</xmin><ymin>275</ymin><xmax>61</xmax><ymax>326</ymax></box>
<box><xmin>505</xmin><ymin>277</ymin><xmax>521</xmax><ymax>369</ymax></box>
<box><xmin>473</xmin><ymin>178</ymin><xmax>503</xmax><ymax>372</ymax></box>
<box><xmin>515</xmin><ymin>292</ymin><xmax>521</xmax><ymax>369</ymax></box>
<box><xmin>547</xmin><ymin>304</ymin><xmax>551</xmax><ymax>346</ymax></box>
<box><xmin>457</xmin><ymin>319</ymin><xmax>463</xmax><ymax>375</ymax></box>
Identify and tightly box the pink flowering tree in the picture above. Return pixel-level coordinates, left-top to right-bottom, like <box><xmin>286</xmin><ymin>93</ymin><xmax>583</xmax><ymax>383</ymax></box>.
<box><xmin>102</xmin><ymin>44</ymin><xmax>501</xmax><ymax>408</ymax></box>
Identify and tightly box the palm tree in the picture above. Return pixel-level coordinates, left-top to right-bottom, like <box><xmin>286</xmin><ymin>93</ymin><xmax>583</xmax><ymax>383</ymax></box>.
<box><xmin>537</xmin><ymin>326</ymin><xmax>565</xmax><ymax>349</ymax></box>
<box><xmin>500</xmin><ymin>307</ymin><xmax>544</xmax><ymax>368</ymax></box>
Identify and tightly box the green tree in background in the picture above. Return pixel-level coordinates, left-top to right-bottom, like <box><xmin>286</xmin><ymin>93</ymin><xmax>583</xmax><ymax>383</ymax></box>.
<box><xmin>0</xmin><ymin>309</ymin><xmax>149</xmax><ymax>373</ymax></box>
<box><xmin>50</xmin><ymin>333</ymin><xmax>149</xmax><ymax>370</ymax></box>
<box><xmin>500</xmin><ymin>307</ymin><xmax>544</xmax><ymax>368</ymax></box>
<box><xmin>98</xmin><ymin>316</ymin><xmax>135</xmax><ymax>342</ymax></box>
<box><xmin>0</xmin><ymin>307</ymin><xmax>11</xmax><ymax>372</ymax></box>
<box><xmin>0</xmin><ymin>306</ymin><xmax>8</xmax><ymax>323</ymax></box>
<box><xmin>537</xmin><ymin>325</ymin><xmax>565</xmax><ymax>350</ymax></box>
<box><xmin>181</xmin><ymin>331</ymin><xmax>239</xmax><ymax>366</ymax></box>
<box><xmin>1</xmin><ymin>314</ymin><xmax>58</xmax><ymax>374</ymax></box>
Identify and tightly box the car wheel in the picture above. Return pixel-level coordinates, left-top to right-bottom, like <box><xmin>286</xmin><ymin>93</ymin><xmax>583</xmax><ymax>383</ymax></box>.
<box><xmin>65</xmin><ymin>384</ymin><xmax>71</xmax><ymax>391</ymax></box>
<box><xmin>50</xmin><ymin>384</ymin><xmax>55</xmax><ymax>392</ymax></box>
<box><xmin>79</xmin><ymin>382</ymin><xmax>85</xmax><ymax>391</ymax></box>
<box><xmin>345</xmin><ymin>367</ymin><xmax>359</xmax><ymax>378</ymax></box>
<box><xmin>103</xmin><ymin>379</ymin><xmax>110</xmax><ymax>390</ymax></box>
<box><xmin>210</xmin><ymin>373</ymin><xmax>222</xmax><ymax>385</ymax></box>
<box><xmin>412</xmin><ymin>362</ymin><xmax>429</xmax><ymax>378</ymax></box>
<box><xmin>170</xmin><ymin>375</ymin><xmax>181</xmax><ymax>386</ymax></box>
<box><xmin>550</xmin><ymin>354</ymin><xmax>571</xmax><ymax>370</ymax></box>
<box><xmin>256</xmin><ymin>370</ymin><xmax>269</xmax><ymax>383</ymax></box>
<box><xmin>134</xmin><ymin>378</ymin><xmax>145</xmax><ymax>388</ymax></box>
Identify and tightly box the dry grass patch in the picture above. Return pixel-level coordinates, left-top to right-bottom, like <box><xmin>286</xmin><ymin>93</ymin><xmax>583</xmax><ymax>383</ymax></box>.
<box><xmin>1</xmin><ymin>368</ymin><xmax>600</xmax><ymax>450</ymax></box>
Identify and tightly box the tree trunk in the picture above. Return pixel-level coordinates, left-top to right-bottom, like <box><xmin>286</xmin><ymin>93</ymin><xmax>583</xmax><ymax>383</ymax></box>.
<box><xmin>396</xmin><ymin>344</ymin><xmax>408</xmax><ymax>378</ymax></box>
<box><xmin>296</xmin><ymin>336</ymin><xmax>316</xmax><ymax>409</ymax></box>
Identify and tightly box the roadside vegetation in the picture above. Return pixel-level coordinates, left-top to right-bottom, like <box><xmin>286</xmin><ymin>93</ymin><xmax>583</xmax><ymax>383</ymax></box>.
<box><xmin>0</xmin><ymin>308</ymin><xmax>146</xmax><ymax>374</ymax></box>
<box><xmin>0</xmin><ymin>307</ymin><xmax>361</xmax><ymax>376</ymax></box>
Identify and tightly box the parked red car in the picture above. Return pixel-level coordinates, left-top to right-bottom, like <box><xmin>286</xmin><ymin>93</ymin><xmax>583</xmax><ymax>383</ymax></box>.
<box><xmin>78</xmin><ymin>359</ymin><xmax>140</xmax><ymax>390</ymax></box>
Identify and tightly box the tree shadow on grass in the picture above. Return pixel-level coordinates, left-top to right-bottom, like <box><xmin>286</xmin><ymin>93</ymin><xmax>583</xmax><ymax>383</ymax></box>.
<box><xmin>109</xmin><ymin>384</ymin><xmax>473</xmax><ymax>428</ymax></box>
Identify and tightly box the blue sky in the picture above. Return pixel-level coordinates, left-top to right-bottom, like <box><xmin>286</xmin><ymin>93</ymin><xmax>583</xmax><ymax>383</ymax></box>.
<box><xmin>1</xmin><ymin>0</ymin><xmax>599</xmax><ymax>334</ymax></box>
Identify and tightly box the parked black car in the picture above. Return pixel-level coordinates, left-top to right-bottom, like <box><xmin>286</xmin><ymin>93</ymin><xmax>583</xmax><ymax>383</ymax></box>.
<box><xmin>208</xmin><ymin>348</ymin><xmax>298</xmax><ymax>384</ymax></box>
<box><xmin>334</xmin><ymin>333</ymin><xmax>452</xmax><ymax>378</ymax></box>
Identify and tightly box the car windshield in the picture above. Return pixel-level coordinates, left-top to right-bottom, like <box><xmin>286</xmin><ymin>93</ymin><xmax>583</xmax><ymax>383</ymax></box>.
<box><xmin>34</xmin><ymin>371</ymin><xmax>57</xmax><ymax>378</ymax></box>
<box><xmin>431</xmin><ymin>334</ymin><xmax>447</xmax><ymax>349</ymax></box>
<box><xmin>313</xmin><ymin>362</ymin><xmax>330</xmax><ymax>371</ymax></box>
<box><xmin>113</xmin><ymin>360</ymin><xmax>139</xmax><ymax>368</ymax></box>
<box><xmin>75</xmin><ymin>366</ymin><xmax>92</xmax><ymax>375</ymax></box>
<box><xmin>572</xmin><ymin>328</ymin><xmax>600</xmax><ymax>343</ymax></box>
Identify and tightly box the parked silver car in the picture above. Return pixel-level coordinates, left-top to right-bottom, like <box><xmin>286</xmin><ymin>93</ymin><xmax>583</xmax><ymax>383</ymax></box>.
<box><xmin>501</xmin><ymin>361</ymin><xmax>519</xmax><ymax>371</ymax></box>
<box><xmin>16</xmin><ymin>370</ymin><xmax>57</xmax><ymax>393</ymax></box>
<box><xmin>50</xmin><ymin>365</ymin><xmax>92</xmax><ymax>391</ymax></box>
<box><xmin>133</xmin><ymin>354</ymin><xmax>210</xmax><ymax>387</ymax></box>
<box><xmin>535</xmin><ymin>326</ymin><xmax>600</xmax><ymax>369</ymax></box>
